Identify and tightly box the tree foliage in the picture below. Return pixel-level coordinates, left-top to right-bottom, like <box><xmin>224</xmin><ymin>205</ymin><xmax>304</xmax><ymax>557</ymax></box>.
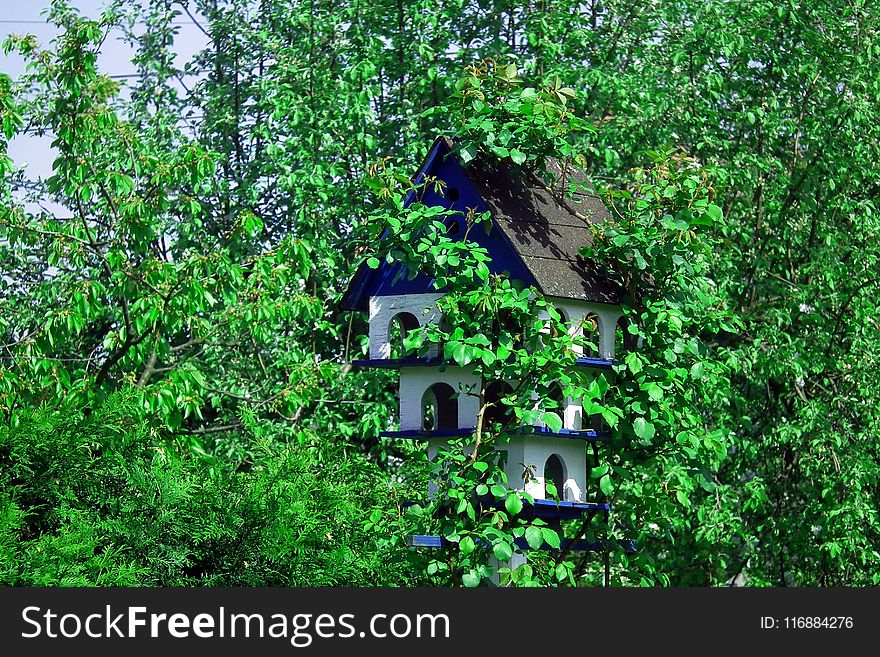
<box><xmin>0</xmin><ymin>392</ymin><xmax>417</xmax><ymax>586</ymax></box>
<box><xmin>2</xmin><ymin>0</ymin><xmax>879</xmax><ymax>586</ymax></box>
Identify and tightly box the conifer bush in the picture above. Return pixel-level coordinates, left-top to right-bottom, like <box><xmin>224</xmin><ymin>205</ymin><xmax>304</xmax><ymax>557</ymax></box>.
<box><xmin>0</xmin><ymin>392</ymin><xmax>419</xmax><ymax>586</ymax></box>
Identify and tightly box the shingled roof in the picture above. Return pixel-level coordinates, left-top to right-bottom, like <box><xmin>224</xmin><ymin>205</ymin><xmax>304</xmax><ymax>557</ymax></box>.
<box><xmin>465</xmin><ymin>153</ymin><xmax>620</xmax><ymax>304</ymax></box>
<box><xmin>341</xmin><ymin>137</ymin><xmax>621</xmax><ymax>312</ymax></box>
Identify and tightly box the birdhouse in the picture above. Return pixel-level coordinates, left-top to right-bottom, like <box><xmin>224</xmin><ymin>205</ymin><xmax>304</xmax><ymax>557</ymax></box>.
<box><xmin>342</xmin><ymin>137</ymin><xmax>630</xmax><ymax>547</ymax></box>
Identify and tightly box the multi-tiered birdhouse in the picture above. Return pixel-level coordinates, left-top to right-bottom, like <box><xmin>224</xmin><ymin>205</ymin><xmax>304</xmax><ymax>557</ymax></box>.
<box><xmin>342</xmin><ymin>137</ymin><xmax>629</xmax><ymax>550</ymax></box>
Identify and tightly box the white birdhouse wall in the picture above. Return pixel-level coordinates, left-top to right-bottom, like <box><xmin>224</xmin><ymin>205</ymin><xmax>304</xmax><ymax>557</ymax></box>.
<box><xmin>368</xmin><ymin>293</ymin><xmax>443</xmax><ymax>360</ymax></box>
<box><xmin>369</xmin><ymin>293</ymin><xmax>623</xmax><ymax>362</ymax></box>
<box><xmin>541</xmin><ymin>297</ymin><xmax>623</xmax><ymax>360</ymax></box>
<box><xmin>518</xmin><ymin>435</ymin><xmax>588</xmax><ymax>503</ymax></box>
<box><xmin>399</xmin><ymin>367</ymin><xmax>480</xmax><ymax>431</ymax></box>
<box><xmin>368</xmin><ymin>293</ymin><xmax>623</xmax><ymax>507</ymax></box>
<box><xmin>427</xmin><ymin>435</ymin><xmax>587</xmax><ymax>503</ymax></box>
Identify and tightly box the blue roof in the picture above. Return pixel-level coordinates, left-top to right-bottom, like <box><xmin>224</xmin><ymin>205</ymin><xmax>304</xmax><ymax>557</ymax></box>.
<box><xmin>342</xmin><ymin>138</ymin><xmax>533</xmax><ymax>311</ymax></box>
<box><xmin>341</xmin><ymin>137</ymin><xmax>619</xmax><ymax>311</ymax></box>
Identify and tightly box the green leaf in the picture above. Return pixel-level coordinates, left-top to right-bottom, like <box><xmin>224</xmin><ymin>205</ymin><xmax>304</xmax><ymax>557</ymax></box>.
<box><xmin>460</xmin><ymin>536</ymin><xmax>475</xmax><ymax>556</ymax></box>
<box><xmin>510</xmin><ymin>149</ymin><xmax>526</xmax><ymax>165</ymax></box>
<box><xmin>505</xmin><ymin>494</ymin><xmax>523</xmax><ymax>516</ymax></box>
<box><xmin>451</xmin><ymin>342</ymin><xmax>473</xmax><ymax>366</ymax></box>
<box><xmin>541</xmin><ymin>527</ymin><xmax>561</xmax><ymax>549</ymax></box>
<box><xmin>462</xmin><ymin>571</ymin><xmax>481</xmax><ymax>587</ymax></box>
<box><xmin>460</xmin><ymin>145</ymin><xmax>478</xmax><ymax>163</ymax></box>
<box><xmin>644</xmin><ymin>382</ymin><xmax>663</xmax><ymax>401</ymax></box>
<box><xmin>554</xmin><ymin>563</ymin><xmax>569</xmax><ymax>582</ymax></box>
<box><xmin>625</xmin><ymin>352</ymin><xmax>643</xmax><ymax>375</ymax></box>
<box><xmin>366</xmin><ymin>257</ymin><xmax>380</xmax><ymax>269</ymax></box>
<box><xmin>493</xmin><ymin>541</ymin><xmax>513</xmax><ymax>561</ymax></box>
<box><xmin>525</xmin><ymin>525</ymin><xmax>543</xmax><ymax>550</ymax></box>
<box><xmin>704</xmin><ymin>204</ymin><xmax>723</xmax><ymax>225</ymax></box>
<box><xmin>633</xmin><ymin>417</ymin><xmax>655</xmax><ymax>441</ymax></box>
<box><xmin>599</xmin><ymin>474</ymin><xmax>614</xmax><ymax>496</ymax></box>
<box><xmin>542</xmin><ymin>411</ymin><xmax>563</xmax><ymax>432</ymax></box>
<box><xmin>590</xmin><ymin>465</ymin><xmax>609</xmax><ymax>479</ymax></box>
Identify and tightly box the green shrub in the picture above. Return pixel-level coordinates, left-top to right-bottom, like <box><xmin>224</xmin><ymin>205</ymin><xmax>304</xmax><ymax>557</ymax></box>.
<box><xmin>0</xmin><ymin>392</ymin><xmax>419</xmax><ymax>586</ymax></box>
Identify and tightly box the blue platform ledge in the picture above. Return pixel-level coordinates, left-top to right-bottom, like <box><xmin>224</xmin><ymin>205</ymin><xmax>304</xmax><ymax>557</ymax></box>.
<box><xmin>351</xmin><ymin>356</ymin><xmax>615</xmax><ymax>369</ymax></box>
<box><xmin>405</xmin><ymin>499</ymin><xmax>612</xmax><ymax>521</ymax></box>
<box><xmin>575</xmin><ymin>356</ymin><xmax>614</xmax><ymax>369</ymax></box>
<box><xmin>406</xmin><ymin>535</ymin><xmax>445</xmax><ymax>548</ymax></box>
<box><xmin>380</xmin><ymin>427</ymin><xmax>610</xmax><ymax>441</ymax></box>
<box><xmin>479</xmin><ymin>497</ymin><xmax>611</xmax><ymax>521</ymax></box>
<box><xmin>520</xmin><ymin>426</ymin><xmax>610</xmax><ymax>441</ymax></box>
<box><xmin>406</xmin><ymin>535</ymin><xmax>637</xmax><ymax>553</ymax></box>
<box><xmin>350</xmin><ymin>358</ymin><xmax>445</xmax><ymax>368</ymax></box>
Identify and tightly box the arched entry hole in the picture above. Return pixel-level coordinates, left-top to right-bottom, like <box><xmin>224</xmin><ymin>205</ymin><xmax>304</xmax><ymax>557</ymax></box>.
<box><xmin>544</xmin><ymin>382</ymin><xmax>566</xmax><ymax>431</ymax></box>
<box><xmin>615</xmin><ymin>315</ymin><xmax>637</xmax><ymax>357</ymax></box>
<box><xmin>583</xmin><ymin>313</ymin><xmax>600</xmax><ymax>356</ymax></box>
<box><xmin>421</xmin><ymin>383</ymin><xmax>458</xmax><ymax>431</ymax></box>
<box><xmin>484</xmin><ymin>380</ymin><xmax>515</xmax><ymax>428</ymax></box>
<box><xmin>544</xmin><ymin>454</ymin><xmax>566</xmax><ymax>500</ymax></box>
<box><xmin>542</xmin><ymin>306</ymin><xmax>570</xmax><ymax>339</ymax></box>
<box><xmin>388</xmin><ymin>312</ymin><xmax>420</xmax><ymax>359</ymax></box>
<box><xmin>495</xmin><ymin>310</ymin><xmax>525</xmax><ymax>351</ymax></box>
<box><xmin>445</xmin><ymin>217</ymin><xmax>463</xmax><ymax>238</ymax></box>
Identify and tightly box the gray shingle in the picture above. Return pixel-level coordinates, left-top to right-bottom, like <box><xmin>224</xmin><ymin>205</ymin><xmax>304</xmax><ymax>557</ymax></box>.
<box><xmin>466</xmin><ymin>155</ymin><xmax>621</xmax><ymax>304</ymax></box>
